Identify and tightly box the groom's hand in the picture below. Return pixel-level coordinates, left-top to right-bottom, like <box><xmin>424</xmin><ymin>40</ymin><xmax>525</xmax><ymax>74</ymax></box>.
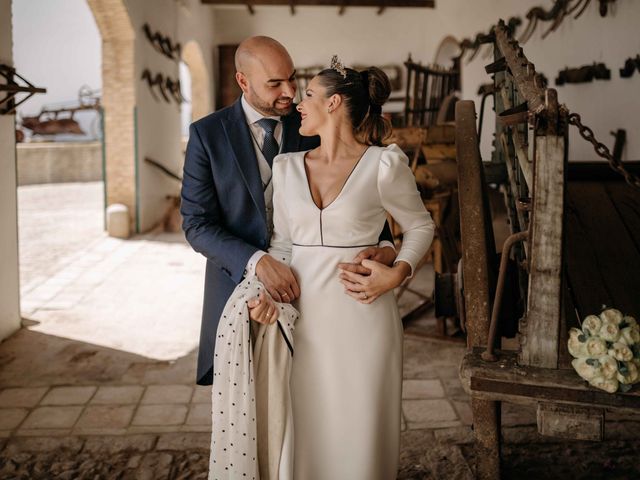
<box><xmin>255</xmin><ymin>255</ymin><xmax>300</xmax><ymax>303</ymax></box>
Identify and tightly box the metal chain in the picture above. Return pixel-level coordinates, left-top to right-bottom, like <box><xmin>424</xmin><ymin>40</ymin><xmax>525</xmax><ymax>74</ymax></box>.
<box><xmin>567</xmin><ymin>112</ymin><xmax>640</xmax><ymax>190</ymax></box>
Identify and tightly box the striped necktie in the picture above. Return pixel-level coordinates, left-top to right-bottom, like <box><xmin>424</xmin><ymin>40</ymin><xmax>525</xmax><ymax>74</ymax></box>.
<box><xmin>256</xmin><ymin>118</ymin><xmax>279</xmax><ymax>168</ymax></box>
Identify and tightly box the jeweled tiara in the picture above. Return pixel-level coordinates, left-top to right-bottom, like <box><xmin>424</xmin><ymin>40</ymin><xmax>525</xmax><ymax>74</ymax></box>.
<box><xmin>330</xmin><ymin>55</ymin><xmax>347</xmax><ymax>79</ymax></box>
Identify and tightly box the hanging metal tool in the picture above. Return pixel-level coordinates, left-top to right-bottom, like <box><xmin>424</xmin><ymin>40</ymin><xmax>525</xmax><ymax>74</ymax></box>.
<box><xmin>0</xmin><ymin>64</ymin><xmax>47</xmax><ymax>115</ymax></box>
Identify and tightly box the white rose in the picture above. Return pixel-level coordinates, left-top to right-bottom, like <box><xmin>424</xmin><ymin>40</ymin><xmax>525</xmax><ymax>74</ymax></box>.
<box><xmin>619</xmin><ymin>326</ymin><xmax>640</xmax><ymax>346</ymax></box>
<box><xmin>586</xmin><ymin>337</ymin><xmax>608</xmax><ymax>357</ymax></box>
<box><xmin>600</xmin><ymin>308</ymin><xmax>624</xmax><ymax>326</ymax></box>
<box><xmin>572</xmin><ymin>358</ymin><xmax>601</xmax><ymax>381</ymax></box>
<box><xmin>598</xmin><ymin>323</ymin><xmax>620</xmax><ymax>342</ymax></box>
<box><xmin>617</xmin><ymin>361</ymin><xmax>640</xmax><ymax>385</ymax></box>
<box><xmin>589</xmin><ymin>375</ymin><xmax>619</xmax><ymax>393</ymax></box>
<box><xmin>582</xmin><ymin>315</ymin><xmax>602</xmax><ymax>336</ymax></box>
<box><xmin>608</xmin><ymin>342</ymin><xmax>634</xmax><ymax>362</ymax></box>
<box><xmin>623</xmin><ymin>316</ymin><xmax>638</xmax><ymax>328</ymax></box>
<box><xmin>598</xmin><ymin>355</ymin><xmax>618</xmax><ymax>380</ymax></box>
<box><xmin>568</xmin><ymin>328</ymin><xmax>588</xmax><ymax>358</ymax></box>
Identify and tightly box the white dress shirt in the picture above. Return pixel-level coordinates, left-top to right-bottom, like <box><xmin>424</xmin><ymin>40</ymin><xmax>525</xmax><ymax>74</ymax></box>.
<box><xmin>241</xmin><ymin>95</ymin><xmax>283</xmax><ymax>277</ymax></box>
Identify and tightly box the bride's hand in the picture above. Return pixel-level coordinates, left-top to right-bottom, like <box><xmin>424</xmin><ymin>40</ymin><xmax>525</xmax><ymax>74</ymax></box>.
<box><xmin>343</xmin><ymin>245</ymin><xmax>397</xmax><ymax>274</ymax></box>
<box><xmin>247</xmin><ymin>291</ymin><xmax>279</xmax><ymax>324</ymax></box>
<box><xmin>338</xmin><ymin>259</ymin><xmax>411</xmax><ymax>304</ymax></box>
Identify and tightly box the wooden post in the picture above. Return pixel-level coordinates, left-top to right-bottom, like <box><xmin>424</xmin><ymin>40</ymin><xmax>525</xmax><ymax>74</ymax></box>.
<box><xmin>519</xmin><ymin>131</ymin><xmax>565</xmax><ymax>368</ymax></box>
<box><xmin>456</xmin><ymin>100</ymin><xmax>501</xmax><ymax>479</ymax></box>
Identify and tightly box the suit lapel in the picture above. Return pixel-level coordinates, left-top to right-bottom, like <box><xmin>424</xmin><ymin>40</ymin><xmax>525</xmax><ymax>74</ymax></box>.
<box><xmin>222</xmin><ymin>100</ymin><xmax>267</xmax><ymax>225</ymax></box>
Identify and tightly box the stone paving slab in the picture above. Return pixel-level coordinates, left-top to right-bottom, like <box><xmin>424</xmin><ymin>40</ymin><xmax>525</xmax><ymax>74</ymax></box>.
<box><xmin>75</xmin><ymin>405</ymin><xmax>135</xmax><ymax>429</ymax></box>
<box><xmin>132</xmin><ymin>405</ymin><xmax>189</xmax><ymax>427</ymax></box>
<box><xmin>40</xmin><ymin>386</ymin><xmax>96</xmax><ymax>405</ymax></box>
<box><xmin>0</xmin><ymin>409</ymin><xmax>28</xmax><ymax>430</ymax></box>
<box><xmin>141</xmin><ymin>385</ymin><xmax>193</xmax><ymax>405</ymax></box>
<box><xmin>0</xmin><ymin>387</ymin><xmax>48</xmax><ymax>408</ymax></box>
<box><xmin>90</xmin><ymin>385</ymin><xmax>144</xmax><ymax>405</ymax></box>
<box><xmin>21</xmin><ymin>406</ymin><xmax>83</xmax><ymax>430</ymax></box>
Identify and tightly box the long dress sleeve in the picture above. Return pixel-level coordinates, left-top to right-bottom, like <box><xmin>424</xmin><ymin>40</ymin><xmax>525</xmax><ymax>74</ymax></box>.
<box><xmin>377</xmin><ymin>143</ymin><xmax>435</xmax><ymax>277</ymax></box>
<box><xmin>268</xmin><ymin>154</ymin><xmax>293</xmax><ymax>265</ymax></box>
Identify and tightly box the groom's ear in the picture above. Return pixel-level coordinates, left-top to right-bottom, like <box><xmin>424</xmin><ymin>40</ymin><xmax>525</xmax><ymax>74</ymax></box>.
<box><xmin>235</xmin><ymin>72</ymin><xmax>249</xmax><ymax>94</ymax></box>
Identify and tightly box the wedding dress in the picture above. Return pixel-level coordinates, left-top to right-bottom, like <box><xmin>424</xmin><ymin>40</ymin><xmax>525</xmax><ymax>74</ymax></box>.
<box><xmin>268</xmin><ymin>143</ymin><xmax>434</xmax><ymax>479</ymax></box>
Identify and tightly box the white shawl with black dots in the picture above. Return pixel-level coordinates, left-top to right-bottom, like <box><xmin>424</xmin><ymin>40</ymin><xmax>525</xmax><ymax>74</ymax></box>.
<box><xmin>209</xmin><ymin>276</ymin><xmax>298</xmax><ymax>480</ymax></box>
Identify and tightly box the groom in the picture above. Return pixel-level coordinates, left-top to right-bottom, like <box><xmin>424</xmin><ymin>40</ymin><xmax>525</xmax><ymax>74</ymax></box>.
<box><xmin>181</xmin><ymin>36</ymin><xmax>395</xmax><ymax>386</ymax></box>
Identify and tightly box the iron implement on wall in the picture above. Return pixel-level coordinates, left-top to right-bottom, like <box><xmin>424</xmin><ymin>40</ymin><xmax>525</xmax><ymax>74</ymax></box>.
<box><xmin>142</xmin><ymin>23</ymin><xmax>182</xmax><ymax>61</ymax></box>
<box><xmin>555</xmin><ymin>62</ymin><xmax>611</xmax><ymax>85</ymax></box>
<box><xmin>141</xmin><ymin>69</ymin><xmax>186</xmax><ymax>105</ymax></box>
<box><xmin>0</xmin><ymin>64</ymin><xmax>47</xmax><ymax>115</ymax></box>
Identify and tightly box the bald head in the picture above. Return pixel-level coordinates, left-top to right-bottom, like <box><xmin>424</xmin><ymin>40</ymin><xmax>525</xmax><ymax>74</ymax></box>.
<box><xmin>235</xmin><ymin>36</ymin><xmax>292</xmax><ymax>74</ymax></box>
<box><xmin>234</xmin><ymin>36</ymin><xmax>296</xmax><ymax>116</ymax></box>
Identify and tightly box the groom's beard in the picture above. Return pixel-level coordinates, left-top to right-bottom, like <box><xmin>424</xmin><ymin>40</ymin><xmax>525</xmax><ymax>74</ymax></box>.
<box><xmin>249</xmin><ymin>88</ymin><xmax>294</xmax><ymax>116</ymax></box>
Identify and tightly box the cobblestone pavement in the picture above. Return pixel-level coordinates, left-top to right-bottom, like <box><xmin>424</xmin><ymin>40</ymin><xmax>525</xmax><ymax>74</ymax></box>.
<box><xmin>3</xmin><ymin>182</ymin><xmax>640</xmax><ymax>479</ymax></box>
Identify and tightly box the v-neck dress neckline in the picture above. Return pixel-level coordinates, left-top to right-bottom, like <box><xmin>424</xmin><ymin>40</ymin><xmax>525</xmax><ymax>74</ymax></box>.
<box><xmin>302</xmin><ymin>146</ymin><xmax>371</xmax><ymax>211</ymax></box>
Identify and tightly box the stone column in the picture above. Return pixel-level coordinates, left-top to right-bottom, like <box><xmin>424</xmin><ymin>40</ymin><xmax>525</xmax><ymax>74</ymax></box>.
<box><xmin>87</xmin><ymin>0</ymin><xmax>137</xmax><ymax>232</ymax></box>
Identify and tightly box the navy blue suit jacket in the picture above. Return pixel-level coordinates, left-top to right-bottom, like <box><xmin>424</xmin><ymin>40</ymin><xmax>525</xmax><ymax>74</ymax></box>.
<box><xmin>181</xmin><ymin>99</ymin><xmax>319</xmax><ymax>385</ymax></box>
<box><xmin>181</xmin><ymin>98</ymin><xmax>392</xmax><ymax>385</ymax></box>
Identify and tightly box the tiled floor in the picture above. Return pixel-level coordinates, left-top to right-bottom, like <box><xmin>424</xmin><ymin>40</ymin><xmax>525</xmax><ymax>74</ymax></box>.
<box><xmin>3</xmin><ymin>182</ymin><xmax>640</xmax><ymax>479</ymax></box>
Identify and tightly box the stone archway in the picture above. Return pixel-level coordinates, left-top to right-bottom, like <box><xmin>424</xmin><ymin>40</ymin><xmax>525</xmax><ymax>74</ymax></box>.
<box><xmin>181</xmin><ymin>40</ymin><xmax>211</xmax><ymax>122</ymax></box>
<box><xmin>86</xmin><ymin>0</ymin><xmax>137</xmax><ymax>230</ymax></box>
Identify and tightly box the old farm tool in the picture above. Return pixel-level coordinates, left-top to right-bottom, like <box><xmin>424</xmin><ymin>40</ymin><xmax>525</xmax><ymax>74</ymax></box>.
<box><xmin>519</xmin><ymin>0</ymin><xmax>596</xmax><ymax>43</ymax></box>
<box><xmin>0</xmin><ymin>64</ymin><xmax>46</xmax><ymax>115</ymax></box>
<box><xmin>456</xmin><ymin>19</ymin><xmax>640</xmax><ymax>479</ymax></box>
<box><xmin>19</xmin><ymin>85</ymin><xmax>101</xmax><ymax>136</ymax></box>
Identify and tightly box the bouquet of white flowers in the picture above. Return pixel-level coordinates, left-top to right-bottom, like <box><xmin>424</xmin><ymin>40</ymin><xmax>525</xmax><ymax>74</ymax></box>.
<box><xmin>568</xmin><ymin>308</ymin><xmax>640</xmax><ymax>393</ymax></box>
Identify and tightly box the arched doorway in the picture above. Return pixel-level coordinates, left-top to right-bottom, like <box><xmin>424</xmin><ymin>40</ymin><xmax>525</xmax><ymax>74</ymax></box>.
<box><xmin>181</xmin><ymin>40</ymin><xmax>212</xmax><ymax>124</ymax></box>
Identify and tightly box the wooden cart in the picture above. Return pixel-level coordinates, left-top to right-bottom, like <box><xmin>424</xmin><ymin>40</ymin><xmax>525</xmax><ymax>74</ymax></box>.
<box><xmin>455</xmin><ymin>20</ymin><xmax>640</xmax><ymax>479</ymax></box>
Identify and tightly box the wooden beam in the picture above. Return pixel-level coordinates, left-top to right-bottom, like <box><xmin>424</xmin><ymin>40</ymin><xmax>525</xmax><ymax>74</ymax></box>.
<box><xmin>202</xmin><ymin>0</ymin><xmax>434</xmax><ymax>7</ymax></box>
<box><xmin>460</xmin><ymin>349</ymin><xmax>640</xmax><ymax>412</ymax></box>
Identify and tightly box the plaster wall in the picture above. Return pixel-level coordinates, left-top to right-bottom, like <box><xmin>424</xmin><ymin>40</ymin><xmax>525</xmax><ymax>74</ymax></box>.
<box><xmin>125</xmin><ymin>0</ymin><xmax>217</xmax><ymax>232</ymax></box>
<box><xmin>0</xmin><ymin>0</ymin><xmax>22</xmax><ymax>341</ymax></box>
<box><xmin>212</xmin><ymin>0</ymin><xmax>640</xmax><ymax>162</ymax></box>
<box><xmin>17</xmin><ymin>142</ymin><xmax>102</xmax><ymax>185</ymax></box>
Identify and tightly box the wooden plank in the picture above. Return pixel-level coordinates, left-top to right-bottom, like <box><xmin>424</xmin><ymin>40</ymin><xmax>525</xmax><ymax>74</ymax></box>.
<box><xmin>455</xmin><ymin>101</ymin><xmax>492</xmax><ymax>347</ymax></box>
<box><xmin>536</xmin><ymin>402</ymin><xmax>604</xmax><ymax>441</ymax></box>
<box><xmin>564</xmin><ymin>182</ymin><xmax>640</xmax><ymax>318</ymax></box>
<box><xmin>460</xmin><ymin>349</ymin><xmax>640</xmax><ymax>412</ymax></box>
<box><xmin>203</xmin><ymin>0</ymin><xmax>435</xmax><ymax>6</ymax></box>
<box><xmin>563</xmin><ymin>183</ymin><xmax>614</xmax><ymax>317</ymax></box>
<box><xmin>604</xmin><ymin>181</ymin><xmax>640</xmax><ymax>260</ymax></box>
<box><xmin>520</xmin><ymin>135</ymin><xmax>565</xmax><ymax>368</ymax></box>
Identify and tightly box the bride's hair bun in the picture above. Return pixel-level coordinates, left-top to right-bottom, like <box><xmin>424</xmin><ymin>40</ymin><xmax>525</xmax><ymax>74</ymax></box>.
<box><xmin>317</xmin><ymin>63</ymin><xmax>392</xmax><ymax>146</ymax></box>
<box><xmin>357</xmin><ymin>67</ymin><xmax>392</xmax><ymax>145</ymax></box>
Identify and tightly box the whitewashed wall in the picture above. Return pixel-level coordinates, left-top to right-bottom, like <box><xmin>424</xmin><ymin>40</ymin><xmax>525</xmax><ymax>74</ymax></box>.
<box><xmin>0</xmin><ymin>0</ymin><xmax>22</xmax><ymax>341</ymax></box>
<box><xmin>212</xmin><ymin>0</ymin><xmax>640</xmax><ymax>162</ymax></box>
<box><xmin>125</xmin><ymin>0</ymin><xmax>217</xmax><ymax>232</ymax></box>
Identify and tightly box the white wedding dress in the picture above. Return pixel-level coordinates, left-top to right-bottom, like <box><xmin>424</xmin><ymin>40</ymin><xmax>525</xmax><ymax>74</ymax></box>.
<box><xmin>268</xmin><ymin>143</ymin><xmax>434</xmax><ymax>480</ymax></box>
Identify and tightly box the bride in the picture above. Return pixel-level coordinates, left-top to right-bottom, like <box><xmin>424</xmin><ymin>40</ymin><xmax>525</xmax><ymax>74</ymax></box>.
<box><xmin>249</xmin><ymin>57</ymin><xmax>434</xmax><ymax>479</ymax></box>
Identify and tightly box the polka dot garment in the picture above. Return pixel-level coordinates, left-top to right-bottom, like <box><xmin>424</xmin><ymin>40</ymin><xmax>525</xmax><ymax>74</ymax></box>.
<box><xmin>209</xmin><ymin>276</ymin><xmax>298</xmax><ymax>480</ymax></box>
